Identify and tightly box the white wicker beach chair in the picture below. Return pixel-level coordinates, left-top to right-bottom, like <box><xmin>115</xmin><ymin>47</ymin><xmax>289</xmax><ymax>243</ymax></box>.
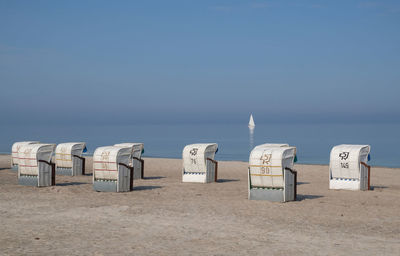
<box><xmin>11</xmin><ymin>141</ymin><xmax>40</xmax><ymax>171</ymax></box>
<box><xmin>93</xmin><ymin>146</ymin><xmax>133</xmax><ymax>192</ymax></box>
<box><xmin>18</xmin><ymin>143</ymin><xmax>56</xmax><ymax>187</ymax></box>
<box><xmin>55</xmin><ymin>142</ymin><xmax>86</xmax><ymax>176</ymax></box>
<box><xmin>248</xmin><ymin>145</ymin><xmax>297</xmax><ymax>202</ymax></box>
<box><xmin>329</xmin><ymin>144</ymin><xmax>371</xmax><ymax>191</ymax></box>
<box><xmin>182</xmin><ymin>143</ymin><xmax>218</xmax><ymax>183</ymax></box>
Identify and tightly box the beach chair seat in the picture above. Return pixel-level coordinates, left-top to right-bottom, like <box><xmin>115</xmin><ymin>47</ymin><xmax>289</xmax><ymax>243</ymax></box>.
<box><xmin>329</xmin><ymin>144</ymin><xmax>371</xmax><ymax>191</ymax></box>
<box><xmin>248</xmin><ymin>145</ymin><xmax>297</xmax><ymax>202</ymax></box>
<box><xmin>93</xmin><ymin>146</ymin><xmax>133</xmax><ymax>192</ymax></box>
<box><xmin>114</xmin><ymin>143</ymin><xmax>144</xmax><ymax>179</ymax></box>
<box><xmin>55</xmin><ymin>142</ymin><xmax>86</xmax><ymax>176</ymax></box>
<box><xmin>18</xmin><ymin>143</ymin><xmax>56</xmax><ymax>187</ymax></box>
<box><xmin>11</xmin><ymin>141</ymin><xmax>40</xmax><ymax>171</ymax></box>
<box><xmin>182</xmin><ymin>143</ymin><xmax>218</xmax><ymax>183</ymax></box>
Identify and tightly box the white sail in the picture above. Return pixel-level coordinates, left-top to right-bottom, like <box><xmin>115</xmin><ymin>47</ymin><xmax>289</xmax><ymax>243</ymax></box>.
<box><xmin>248</xmin><ymin>114</ymin><xmax>255</xmax><ymax>128</ymax></box>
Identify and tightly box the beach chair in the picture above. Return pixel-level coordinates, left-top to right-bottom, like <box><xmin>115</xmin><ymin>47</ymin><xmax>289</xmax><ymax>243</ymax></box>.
<box><xmin>182</xmin><ymin>143</ymin><xmax>218</xmax><ymax>183</ymax></box>
<box><xmin>248</xmin><ymin>145</ymin><xmax>297</xmax><ymax>202</ymax></box>
<box><xmin>11</xmin><ymin>141</ymin><xmax>40</xmax><ymax>171</ymax></box>
<box><xmin>18</xmin><ymin>143</ymin><xmax>56</xmax><ymax>187</ymax></box>
<box><xmin>93</xmin><ymin>146</ymin><xmax>133</xmax><ymax>192</ymax></box>
<box><xmin>55</xmin><ymin>142</ymin><xmax>87</xmax><ymax>176</ymax></box>
<box><xmin>114</xmin><ymin>143</ymin><xmax>144</xmax><ymax>179</ymax></box>
<box><xmin>329</xmin><ymin>144</ymin><xmax>371</xmax><ymax>191</ymax></box>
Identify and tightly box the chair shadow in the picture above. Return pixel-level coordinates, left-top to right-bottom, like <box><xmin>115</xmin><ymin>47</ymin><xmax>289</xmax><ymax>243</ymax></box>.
<box><xmin>143</xmin><ymin>176</ymin><xmax>165</xmax><ymax>180</ymax></box>
<box><xmin>296</xmin><ymin>194</ymin><xmax>323</xmax><ymax>201</ymax></box>
<box><xmin>297</xmin><ymin>182</ymin><xmax>309</xmax><ymax>185</ymax></box>
<box><xmin>83</xmin><ymin>173</ymin><xmax>93</xmax><ymax>177</ymax></box>
<box><xmin>57</xmin><ymin>182</ymin><xmax>88</xmax><ymax>187</ymax></box>
<box><xmin>0</xmin><ymin>168</ymin><xmax>10</xmax><ymax>171</ymax></box>
<box><xmin>217</xmin><ymin>179</ymin><xmax>240</xmax><ymax>183</ymax></box>
<box><xmin>370</xmin><ymin>185</ymin><xmax>388</xmax><ymax>190</ymax></box>
<box><xmin>133</xmin><ymin>186</ymin><xmax>162</xmax><ymax>191</ymax></box>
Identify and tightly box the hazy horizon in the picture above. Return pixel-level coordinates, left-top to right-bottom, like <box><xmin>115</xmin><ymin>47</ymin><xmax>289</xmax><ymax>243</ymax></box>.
<box><xmin>1</xmin><ymin>1</ymin><xmax>399</xmax><ymax>125</ymax></box>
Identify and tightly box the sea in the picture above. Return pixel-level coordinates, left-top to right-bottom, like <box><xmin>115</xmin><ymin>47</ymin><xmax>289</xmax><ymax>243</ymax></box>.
<box><xmin>1</xmin><ymin>123</ymin><xmax>399</xmax><ymax>168</ymax></box>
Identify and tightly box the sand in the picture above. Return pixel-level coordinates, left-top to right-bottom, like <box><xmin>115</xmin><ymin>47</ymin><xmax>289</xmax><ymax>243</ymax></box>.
<box><xmin>0</xmin><ymin>155</ymin><xmax>399</xmax><ymax>255</ymax></box>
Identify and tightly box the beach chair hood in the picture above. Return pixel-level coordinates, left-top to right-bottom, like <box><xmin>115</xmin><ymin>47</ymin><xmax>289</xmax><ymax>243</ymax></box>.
<box><xmin>330</xmin><ymin>144</ymin><xmax>370</xmax><ymax>179</ymax></box>
<box><xmin>182</xmin><ymin>143</ymin><xmax>218</xmax><ymax>173</ymax></box>
<box><xmin>11</xmin><ymin>141</ymin><xmax>40</xmax><ymax>165</ymax></box>
<box><xmin>18</xmin><ymin>144</ymin><xmax>56</xmax><ymax>176</ymax></box>
<box><xmin>114</xmin><ymin>143</ymin><xmax>144</xmax><ymax>159</ymax></box>
<box><xmin>93</xmin><ymin>146</ymin><xmax>131</xmax><ymax>181</ymax></box>
<box><xmin>55</xmin><ymin>142</ymin><xmax>86</xmax><ymax>168</ymax></box>
<box><xmin>249</xmin><ymin>146</ymin><xmax>296</xmax><ymax>188</ymax></box>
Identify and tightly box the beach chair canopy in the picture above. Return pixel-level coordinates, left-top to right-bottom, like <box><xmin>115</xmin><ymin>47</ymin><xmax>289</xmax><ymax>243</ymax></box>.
<box><xmin>113</xmin><ymin>143</ymin><xmax>144</xmax><ymax>158</ymax></box>
<box><xmin>253</xmin><ymin>143</ymin><xmax>289</xmax><ymax>150</ymax></box>
<box><xmin>18</xmin><ymin>144</ymin><xmax>56</xmax><ymax>176</ymax></box>
<box><xmin>330</xmin><ymin>144</ymin><xmax>370</xmax><ymax>179</ymax></box>
<box><xmin>93</xmin><ymin>146</ymin><xmax>131</xmax><ymax>181</ymax></box>
<box><xmin>249</xmin><ymin>146</ymin><xmax>296</xmax><ymax>188</ymax></box>
<box><xmin>11</xmin><ymin>141</ymin><xmax>40</xmax><ymax>165</ymax></box>
<box><xmin>182</xmin><ymin>143</ymin><xmax>218</xmax><ymax>173</ymax></box>
<box><xmin>55</xmin><ymin>142</ymin><xmax>86</xmax><ymax>168</ymax></box>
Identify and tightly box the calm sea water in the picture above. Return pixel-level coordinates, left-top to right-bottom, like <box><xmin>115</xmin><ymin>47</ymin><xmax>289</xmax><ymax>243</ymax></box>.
<box><xmin>1</xmin><ymin>123</ymin><xmax>399</xmax><ymax>167</ymax></box>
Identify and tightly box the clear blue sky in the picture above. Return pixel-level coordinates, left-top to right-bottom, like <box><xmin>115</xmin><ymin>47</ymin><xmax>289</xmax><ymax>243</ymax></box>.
<box><xmin>0</xmin><ymin>0</ymin><xmax>399</xmax><ymax>124</ymax></box>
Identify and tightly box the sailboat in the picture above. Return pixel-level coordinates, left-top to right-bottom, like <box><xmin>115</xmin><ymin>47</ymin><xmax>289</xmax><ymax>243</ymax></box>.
<box><xmin>248</xmin><ymin>114</ymin><xmax>255</xmax><ymax>128</ymax></box>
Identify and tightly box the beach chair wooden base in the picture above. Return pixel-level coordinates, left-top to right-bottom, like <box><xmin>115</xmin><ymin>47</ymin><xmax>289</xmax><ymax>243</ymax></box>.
<box><xmin>18</xmin><ymin>160</ymin><xmax>55</xmax><ymax>187</ymax></box>
<box><xmin>93</xmin><ymin>180</ymin><xmax>119</xmax><ymax>192</ymax></box>
<box><xmin>248</xmin><ymin>168</ymin><xmax>297</xmax><ymax>202</ymax></box>
<box><xmin>18</xmin><ymin>175</ymin><xmax>40</xmax><ymax>186</ymax></box>
<box><xmin>249</xmin><ymin>188</ymin><xmax>285</xmax><ymax>202</ymax></box>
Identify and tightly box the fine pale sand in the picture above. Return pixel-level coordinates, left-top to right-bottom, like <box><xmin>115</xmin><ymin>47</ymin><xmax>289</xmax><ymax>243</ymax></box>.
<box><xmin>0</xmin><ymin>155</ymin><xmax>399</xmax><ymax>256</ymax></box>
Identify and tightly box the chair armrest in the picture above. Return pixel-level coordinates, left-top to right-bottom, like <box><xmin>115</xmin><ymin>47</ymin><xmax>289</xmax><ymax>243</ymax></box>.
<box><xmin>118</xmin><ymin>163</ymin><xmax>133</xmax><ymax>171</ymax></box>
<box><xmin>72</xmin><ymin>155</ymin><xmax>85</xmax><ymax>160</ymax></box>
<box><xmin>284</xmin><ymin>167</ymin><xmax>297</xmax><ymax>175</ymax></box>
<box><xmin>360</xmin><ymin>162</ymin><xmax>370</xmax><ymax>168</ymax></box>
<box><xmin>38</xmin><ymin>159</ymin><xmax>54</xmax><ymax>166</ymax></box>
<box><xmin>132</xmin><ymin>157</ymin><xmax>144</xmax><ymax>165</ymax></box>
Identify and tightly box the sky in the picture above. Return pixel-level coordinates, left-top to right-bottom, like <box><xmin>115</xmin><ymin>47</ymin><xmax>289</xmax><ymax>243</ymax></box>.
<box><xmin>0</xmin><ymin>0</ymin><xmax>399</xmax><ymax>125</ymax></box>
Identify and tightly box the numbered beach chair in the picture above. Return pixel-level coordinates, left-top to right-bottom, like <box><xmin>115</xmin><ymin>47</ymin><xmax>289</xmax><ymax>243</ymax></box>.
<box><xmin>18</xmin><ymin>143</ymin><xmax>56</xmax><ymax>187</ymax></box>
<box><xmin>182</xmin><ymin>143</ymin><xmax>218</xmax><ymax>183</ymax></box>
<box><xmin>11</xmin><ymin>141</ymin><xmax>39</xmax><ymax>171</ymax></box>
<box><xmin>329</xmin><ymin>144</ymin><xmax>371</xmax><ymax>191</ymax></box>
<box><xmin>93</xmin><ymin>146</ymin><xmax>133</xmax><ymax>192</ymax></box>
<box><xmin>248</xmin><ymin>145</ymin><xmax>297</xmax><ymax>202</ymax></box>
<box><xmin>55</xmin><ymin>142</ymin><xmax>87</xmax><ymax>176</ymax></box>
<box><xmin>114</xmin><ymin>143</ymin><xmax>144</xmax><ymax>179</ymax></box>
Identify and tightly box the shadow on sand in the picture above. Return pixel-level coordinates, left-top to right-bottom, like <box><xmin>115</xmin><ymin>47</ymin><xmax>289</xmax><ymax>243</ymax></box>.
<box><xmin>143</xmin><ymin>176</ymin><xmax>165</xmax><ymax>180</ymax></box>
<box><xmin>297</xmin><ymin>182</ymin><xmax>310</xmax><ymax>185</ymax></box>
<box><xmin>57</xmin><ymin>182</ymin><xmax>89</xmax><ymax>186</ymax></box>
<box><xmin>370</xmin><ymin>185</ymin><xmax>388</xmax><ymax>190</ymax></box>
<box><xmin>296</xmin><ymin>194</ymin><xmax>323</xmax><ymax>201</ymax></box>
<box><xmin>133</xmin><ymin>186</ymin><xmax>162</xmax><ymax>191</ymax></box>
<box><xmin>217</xmin><ymin>179</ymin><xmax>240</xmax><ymax>183</ymax></box>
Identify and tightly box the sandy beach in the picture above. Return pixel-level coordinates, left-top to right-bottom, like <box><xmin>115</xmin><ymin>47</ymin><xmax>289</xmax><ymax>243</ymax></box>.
<box><xmin>0</xmin><ymin>154</ymin><xmax>399</xmax><ymax>255</ymax></box>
